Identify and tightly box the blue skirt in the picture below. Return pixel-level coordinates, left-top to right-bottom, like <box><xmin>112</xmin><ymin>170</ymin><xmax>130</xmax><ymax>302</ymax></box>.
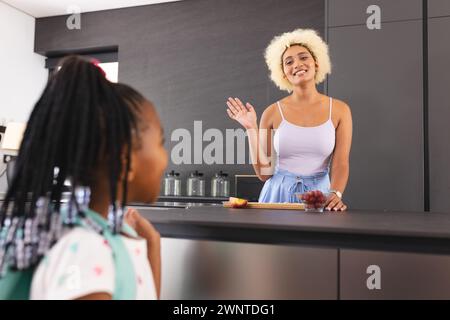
<box><xmin>258</xmin><ymin>168</ymin><xmax>330</xmax><ymax>203</ymax></box>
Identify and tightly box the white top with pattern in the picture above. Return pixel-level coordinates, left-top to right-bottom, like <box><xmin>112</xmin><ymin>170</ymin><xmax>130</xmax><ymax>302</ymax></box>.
<box><xmin>30</xmin><ymin>227</ymin><xmax>157</xmax><ymax>300</ymax></box>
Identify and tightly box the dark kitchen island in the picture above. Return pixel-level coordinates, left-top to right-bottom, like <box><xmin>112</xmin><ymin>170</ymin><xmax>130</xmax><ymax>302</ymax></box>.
<box><xmin>132</xmin><ymin>204</ymin><xmax>450</xmax><ymax>299</ymax></box>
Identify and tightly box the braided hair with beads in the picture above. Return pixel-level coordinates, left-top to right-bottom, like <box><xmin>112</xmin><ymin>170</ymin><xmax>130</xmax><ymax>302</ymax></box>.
<box><xmin>0</xmin><ymin>55</ymin><xmax>147</xmax><ymax>275</ymax></box>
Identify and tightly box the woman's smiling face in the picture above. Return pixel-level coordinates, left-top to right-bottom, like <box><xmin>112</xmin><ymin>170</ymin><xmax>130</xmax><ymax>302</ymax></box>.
<box><xmin>282</xmin><ymin>45</ymin><xmax>318</xmax><ymax>85</ymax></box>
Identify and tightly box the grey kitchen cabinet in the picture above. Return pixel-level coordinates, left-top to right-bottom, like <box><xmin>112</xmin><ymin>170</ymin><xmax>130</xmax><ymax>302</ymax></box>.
<box><xmin>160</xmin><ymin>238</ymin><xmax>338</xmax><ymax>299</ymax></box>
<box><xmin>327</xmin><ymin>0</ymin><xmax>422</xmax><ymax>27</ymax></box>
<box><xmin>340</xmin><ymin>249</ymin><xmax>450</xmax><ymax>299</ymax></box>
<box><xmin>428</xmin><ymin>0</ymin><xmax>450</xmax><ymax>18</ymax></box>
<box><xmin>428</xmin><ymin>16</ymin><xmax>450</xmax><ymax>213</ymax></box>
<box><xmin>327</xmin><ymin>21</ymin><xmax>424</xmax><ymax>211</ymax></box>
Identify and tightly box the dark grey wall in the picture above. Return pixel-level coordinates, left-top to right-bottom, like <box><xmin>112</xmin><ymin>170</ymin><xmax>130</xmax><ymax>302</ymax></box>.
<box><xmin>428</xmin><ymin>1</ymin><xmax>450</xmax><ymax>212</ymax></box>
<box><xmin>35</xmin><ymin>0</ymin><xmax>325</xmax><ymax>196</ymax></box>
<box><xmin>327</xmin><ymin>0</ymin><xmax>424</xmax><ymax>211</ymax></box>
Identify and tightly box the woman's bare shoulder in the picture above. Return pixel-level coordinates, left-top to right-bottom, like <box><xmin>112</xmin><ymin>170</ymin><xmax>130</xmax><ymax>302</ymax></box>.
<box><xmin>330</xmin><ymin>98</ymin><xmax>352</xmax><ymax>129</ymax></box>
<box><xmin>331</xmin><ymin>97</ymin><xmax>351</xmax><ymax>115</ymax></box>
<box><xmin>262</xmin><ymin>102</ymin><xmax>277</xmax><ymax>114</ymax></box>
<box><xmin>261</xmin><ymin>102</ymin><xmax>283</xmax><ymax>120</ymax></box>
<box><xmin>260</xmin><ymin>103</ymin><xmax>279</xmax><ymax>128</ymax></box>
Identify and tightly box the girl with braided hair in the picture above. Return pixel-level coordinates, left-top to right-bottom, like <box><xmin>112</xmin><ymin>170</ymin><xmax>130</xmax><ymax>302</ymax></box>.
<box><xmin>0</xmin><ymin>55</ymin><xmax>168</xmax><ymax>299</ymax></box>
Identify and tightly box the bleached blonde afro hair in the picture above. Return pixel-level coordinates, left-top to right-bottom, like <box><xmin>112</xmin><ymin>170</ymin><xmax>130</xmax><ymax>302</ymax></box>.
<box><xmin>264</xmin><ymin>28</ymin><xmax>331</xmax><ymax>92</ymax></box>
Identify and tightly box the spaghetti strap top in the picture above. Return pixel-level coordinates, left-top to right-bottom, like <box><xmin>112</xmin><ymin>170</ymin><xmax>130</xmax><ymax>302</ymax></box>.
<box><xmin>277</xmin><ymin>97</ymin><xmax>333</xmax><ymax>121</ymax></box>
<box><xmin>273</xmin><ymin>97</ymin><xmax>336</xmax><ymax>176</ymax></box>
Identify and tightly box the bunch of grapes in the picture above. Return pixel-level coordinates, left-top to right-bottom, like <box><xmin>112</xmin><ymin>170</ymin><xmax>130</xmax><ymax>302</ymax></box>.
<box><xmin>300</xmin><ymin>190</ymin><xmax>327</xmax><ymax>210</ymax></box>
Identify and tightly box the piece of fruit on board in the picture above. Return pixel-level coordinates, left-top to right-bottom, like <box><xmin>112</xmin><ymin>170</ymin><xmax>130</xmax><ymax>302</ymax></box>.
<box><xmin>228</xmin><ymin>197</ymin><xmax>248</xmax><ymax>208</ymax></box>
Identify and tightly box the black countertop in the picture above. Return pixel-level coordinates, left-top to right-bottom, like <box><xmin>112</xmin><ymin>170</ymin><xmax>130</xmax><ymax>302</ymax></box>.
<box><xmin>3</xmin><ymin>191</ymin><xmax>450</xmax><ymax>254</ymax></box>
<box><xmin>131</xmin><ymin>205</ymin><xmax>450</xmax><ymax>255</ymax></box>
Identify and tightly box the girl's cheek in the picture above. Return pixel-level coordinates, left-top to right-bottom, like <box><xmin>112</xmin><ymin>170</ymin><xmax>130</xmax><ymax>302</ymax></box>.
<box><xmin>163</xmin><ymin>148</ymin><xmax>169</xmax><ymax>166</ymax></box>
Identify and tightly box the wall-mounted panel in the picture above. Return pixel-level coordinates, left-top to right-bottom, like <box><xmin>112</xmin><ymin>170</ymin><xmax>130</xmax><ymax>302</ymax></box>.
<box><xmin>429</xmin><ymin>0</ymin><xmax>450</xmax><ymax>18</ymax></box>
<box><xmin>428</xmin><ymin>16</ymin><xmax>450</xmax><ymax>213</ymax></box>
<box><xmin>328</xmin><ymin>21</ymin><xmax>423</xmax><ymax>211</ymax></box>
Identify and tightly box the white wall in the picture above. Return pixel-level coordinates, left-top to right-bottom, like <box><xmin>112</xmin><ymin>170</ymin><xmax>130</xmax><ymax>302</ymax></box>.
<box><xmin>0</xmin><ymin>2</ymin><xmax>48</xmax><ymax>193</ymax></box>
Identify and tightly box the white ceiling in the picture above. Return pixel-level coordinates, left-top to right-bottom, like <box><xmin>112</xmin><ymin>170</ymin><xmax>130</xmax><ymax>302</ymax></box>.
<box><xmin>1</xmin><ymin>0</ymin><xmax>183</xmax><ymax>18</ymax></box>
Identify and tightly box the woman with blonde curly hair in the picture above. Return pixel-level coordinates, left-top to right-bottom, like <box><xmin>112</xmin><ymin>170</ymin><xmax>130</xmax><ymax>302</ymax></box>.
<box><xmin>226</xmin><ymin>29</ymin><xmax>352</xmax><ymax>211</ymax></box>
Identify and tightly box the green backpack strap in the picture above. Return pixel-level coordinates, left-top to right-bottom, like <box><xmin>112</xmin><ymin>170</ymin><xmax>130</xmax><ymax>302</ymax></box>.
<box><xmin>0</xmin><ymin>226</ymin><xmax>34</xmax><ymax>300</ymax></box>
<box><xmin>83</xmin><ymin>209</ymin><xmax>137</xmax><ymax>300</ymax></box>
<box><xmin>0</xmin><ymin>268</ymin><xmax>33</xmax><ymax>300</ymax></box>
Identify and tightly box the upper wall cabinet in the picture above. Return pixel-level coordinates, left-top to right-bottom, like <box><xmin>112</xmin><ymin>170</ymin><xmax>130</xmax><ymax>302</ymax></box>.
<box><xmin>327</xmin><ymin>0</ymin><xmax>422</xmax><ymax>27</ymax></box>
<box><xmin>429</xmin><ymin>0</ymin><xmax>450</xmax><ymax>18</ymax></box>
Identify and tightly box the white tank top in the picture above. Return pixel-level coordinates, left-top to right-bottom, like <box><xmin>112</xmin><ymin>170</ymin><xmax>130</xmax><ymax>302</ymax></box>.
<box><xmin>273</xmin><ymin>97</ymin><xmax>336</xmax><ymax>176</ymax></box>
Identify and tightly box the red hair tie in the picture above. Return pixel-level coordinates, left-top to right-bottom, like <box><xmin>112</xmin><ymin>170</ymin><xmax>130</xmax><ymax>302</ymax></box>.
<box><xmin>90</xmin><ymin>58</ymin><xmax>106</xmax><ymax>77</ymax></box>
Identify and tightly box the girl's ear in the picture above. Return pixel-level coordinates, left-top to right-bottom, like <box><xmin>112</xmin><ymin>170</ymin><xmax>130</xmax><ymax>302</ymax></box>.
<box><xmin>127</xmin><ymin>152</ymin><xmax>136</xmax><ymax>182</ymax></box>
<box><xmin>124</xmin><ymin>151</ymin><xmax>136</xmax><ymax>182</ymax></box>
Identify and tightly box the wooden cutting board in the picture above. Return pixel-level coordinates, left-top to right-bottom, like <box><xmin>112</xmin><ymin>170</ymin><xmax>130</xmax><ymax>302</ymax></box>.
<box><xmin>223</xmin><ymin>201</ymin><xmax>304</xmax><ymax>210</ymax></box>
